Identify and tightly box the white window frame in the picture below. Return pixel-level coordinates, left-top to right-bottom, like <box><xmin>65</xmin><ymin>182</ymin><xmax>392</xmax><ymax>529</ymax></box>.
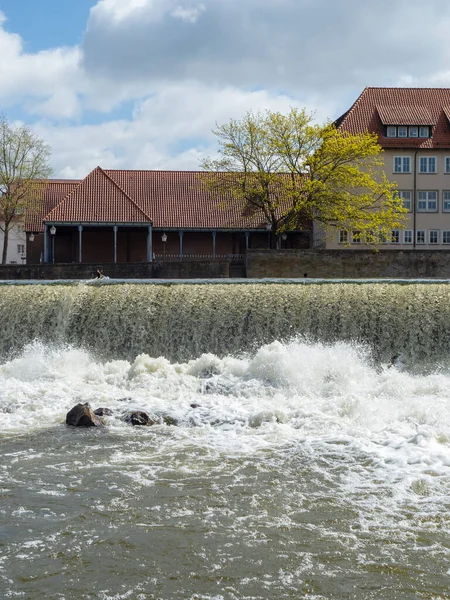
<box><xmin>17</xmin><ymin>244</ymin><xmax>25</xmax><ymax>254</ymax></box>
<box><xmin>386</xmin><ymin>126</ymin><xmax>397</xmax><ymax>137</ymax></box>
<box><xmin>404</xmin><ymin>230</ymin><xmax>413</xmax><ymax>244</ymax></box>
<box><xmin>416</xmin><ymin>230</ymin><xmax>426</xmax><ymax>244</ymax></box>
<box><xmin>419</xmin><ymin>156</ymin><xmax>437</xmax><ymax>173</ymax></box>
<box><xmin>419</xmin><ymin>126</ymin><xmax>429</xmax><ymax>138</ymax></box>
<box><xmin>417</xmin><ymin>191</ymin><xmax>438</xmax><ymax>212</ymax></box>
<box><xmin>352</xmin><ymin>231</ymin><xmax>362</xmax><ymax>244</ymax></box>
<box><xmin>409</xmin><ymin>126</ymin><xmax>418</xmax><ymax>137</ymax></box>
<box><xmin>398</xmin><ymin>190</ymin><xmax>412</xmax><ymax>212</ymax></box>
<box><xmin>394</xmin><ymin>156</ymin><xmax>411</xmax><ymax>173</ymax></box>
<box><xmin>443</xmin><ymin>231</ymin><xmax>450</xmax><ymax>244</ymax></box>
<box><xmin>429</xmin><ymin>230</ymin><xmax>439</xmax><ymax>245</ymax></box>
<box><xmin>391</xmin><ymin>230</ymin><xmax>400</xmax><ymax>244</ymax></box>
<box><xmin>398</xmin><ymin>126</ymin><xmax>407</xmax><ymax>138</ymax></box>
<box><xmin>338</xmin><ymin>230</ymin><xmax>348</xmax><ymax>244</ymax></box>
<box><xmin>443</xmin><ymin>191</ymin><xmax>450</xmax><ymax>212</ymax></box>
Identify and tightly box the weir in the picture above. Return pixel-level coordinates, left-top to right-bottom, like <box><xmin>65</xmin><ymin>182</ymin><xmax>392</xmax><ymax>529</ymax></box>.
<box><xmin>1</xmin><ymin>279</ymin><xmax>449</xmax><ymax>366</ymax></box>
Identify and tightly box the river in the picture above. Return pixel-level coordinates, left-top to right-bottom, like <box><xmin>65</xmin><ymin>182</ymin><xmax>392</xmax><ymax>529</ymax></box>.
<box><xmin>1</xmin><ymin>280</ymin><xmax>450</xmax><ymax>599</ymax></box>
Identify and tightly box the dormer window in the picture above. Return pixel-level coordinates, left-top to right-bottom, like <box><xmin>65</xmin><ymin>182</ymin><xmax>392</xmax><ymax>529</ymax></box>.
<box><xmin>384</xmin><ymin>125</ymin><xmax>430</xmax><ymax>138</ymax></box>
<box><xmin>387</xmin><ymin>126</ymin><xmax>397</xmax><ymax>137</ymax></box>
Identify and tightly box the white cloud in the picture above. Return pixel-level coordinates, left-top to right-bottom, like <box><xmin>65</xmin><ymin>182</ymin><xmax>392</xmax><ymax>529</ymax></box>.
<box><xmin>0</xmin><ymin>13</ymin><xmax>84</xmax><ymax>119</ymax></box>
<box><xmin>170</xmin><ymin>4</ymin><xmax>206</xmax><ymax>24</ymax></box>
<box><xmin>3</xmin><ymin>0</ymin><xmax>450</xmax><ymax>177</ymax></box>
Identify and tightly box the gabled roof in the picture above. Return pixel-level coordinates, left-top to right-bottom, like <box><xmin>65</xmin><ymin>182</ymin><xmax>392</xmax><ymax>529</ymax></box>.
<box><xmin>336</xmin><ymin>87</ymin><xmax>450</xmax><ymax>149</ymax></box>
<box><xmin>44</xmin><ymin>167</ymin><xmax>152</xmax><ymax>224</ymax></box>
<box><xmin>376</xmin><ymin>105</ymin><xmax>435</xmax><ymax>126</ymax></box>
<box><xmin>103</xmin><ymin>169</ymin><xmax>270</xmax><ymax>229</ymax></box>
<box><xmin>26</xmin><ymin>180</ymin><xmax>80</xmax><ymax>232</ymax></box>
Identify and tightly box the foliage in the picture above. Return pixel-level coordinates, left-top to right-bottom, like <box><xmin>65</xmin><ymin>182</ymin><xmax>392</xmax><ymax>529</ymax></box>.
<box><xmin>0</xmin><ymin>115</ymin><xmax>52</xmax><ymax>264</ymax></box>
<box><xmin>200</xmin><ymin>108</ymin><xmax>407</xmax><ymax>245</ymax></box>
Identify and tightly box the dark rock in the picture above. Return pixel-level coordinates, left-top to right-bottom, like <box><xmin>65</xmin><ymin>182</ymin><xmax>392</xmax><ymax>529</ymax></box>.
<box><xmin>123</xmin><ymin>411</ymin><xmax>154</xmax><ymax>426</ymax></box>
<box><xmin>190</xmin><ymin>403</ymin><xmax>200</xmax><ymax>409</ymax></box>
<box><xmin>94</xmin><ymin>407</ymin><xmax>114</xmax><ymax>416</ymax></box>
<box><xmin>66</xmin><ymin>403</ymin><xmax>102</xmax><ymax>427</ymax></box>
<box><xmin>162</xmin><ymin>415</ymin><xmax>178</xmax><ymax>426</ymax></box>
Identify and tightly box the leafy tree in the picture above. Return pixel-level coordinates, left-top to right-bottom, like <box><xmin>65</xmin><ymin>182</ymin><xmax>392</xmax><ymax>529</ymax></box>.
<box><xmin>0</xmin><ymin>116</ymin><xmax>52</xmax><ymax>264</ymax></box>
<box><xmin>200</xmin><ymin>108</ymin><xmax>406</xmax><ymax>246</ymax></box>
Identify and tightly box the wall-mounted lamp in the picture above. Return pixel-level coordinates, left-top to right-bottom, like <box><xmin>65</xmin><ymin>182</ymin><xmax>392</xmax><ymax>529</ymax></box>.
<box><xmin>161</xmin><ymin>233</ymin><xmax>167</xmax><ymax>243</ymax></box>
<box><xmin>281</xmin><ymin>233</ymin><xmax>288</xmax><ymax>240</ymax></box>
<box><xmin>265</xmin><ymin>223</ymin><xmax>272</xmax><ymax>230</ymax></box>
<box><xmin>49</xmin><ymin>225</ymin><xmax>56</xmax><ymax>235</ymax></box>
<box><xmin>29</xmin><ymin>233</ymin><xmax>35</xmax><ymax>242</ymax></box>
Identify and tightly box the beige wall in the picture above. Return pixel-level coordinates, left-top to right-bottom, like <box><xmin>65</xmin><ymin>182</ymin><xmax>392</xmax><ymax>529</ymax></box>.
<box><xmin>325</xmin><ymin>149</ymin><xmax>450</xmax><ymax>250</ymax></box>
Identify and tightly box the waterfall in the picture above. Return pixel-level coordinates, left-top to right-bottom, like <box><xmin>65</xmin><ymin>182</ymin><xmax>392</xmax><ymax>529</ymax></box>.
<box><xmin>1</xmin><ymin>280</ymin><xmax>449</xmax><ymax>366</ymax></box>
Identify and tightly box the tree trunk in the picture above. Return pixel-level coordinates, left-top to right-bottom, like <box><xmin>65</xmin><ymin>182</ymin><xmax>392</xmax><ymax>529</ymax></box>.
<box><xmin>1</xmin><ymin>227</ymin><xmax>9</xmax><ymax>265</ymax></box>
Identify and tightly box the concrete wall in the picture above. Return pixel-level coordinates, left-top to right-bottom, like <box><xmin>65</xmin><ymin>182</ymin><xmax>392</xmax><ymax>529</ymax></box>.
<box><xmin>0</xmin><ymin>260</ymin><xmax>230</xmax><ymax>280</ymax></box>
<box><xmin>246</xmin><ymin>249</ymin><xmax>450</xmax><ymax>279</ymax></box>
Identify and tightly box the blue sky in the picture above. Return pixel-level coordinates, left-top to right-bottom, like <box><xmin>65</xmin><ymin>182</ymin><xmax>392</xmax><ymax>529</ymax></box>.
<box><xmin>0</xmin><ymin>0</ymin><xmax>449</xmax><ymax>178</ymax></box>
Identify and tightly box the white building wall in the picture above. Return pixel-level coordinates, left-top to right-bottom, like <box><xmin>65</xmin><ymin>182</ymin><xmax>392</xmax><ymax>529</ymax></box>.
<box><xmin>325</xmin><ymin>149</ymin><xmax>450</xmax><ymax>250</ymax></box>
<box><xmin>0</xmin><ymin>221</ymin><xmax>27</xmax><ymax>264</ymax></box>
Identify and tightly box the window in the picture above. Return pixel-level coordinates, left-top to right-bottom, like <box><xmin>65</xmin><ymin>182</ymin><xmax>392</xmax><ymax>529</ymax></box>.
<box><xmin>394</xmin><ymin>156</ymin><xmax>411</xmax><ymax>173</ymax></box>
<box><xmin>387</xmin><ymin>126</ymin><xmax>397</xmax><ymax>137</ymax></box>
<box><xmin>352</xmin><ymin>231</ymin><xmax>362</xmax><ymax>244</ymax></box>
<box><xmin>446</xmin><ymin>157</ymin><xmax>450</xmax><ymax>174</ymax></box>
<box><xmin>417</xmin><ymin>191</ymin><xmax>438</xmax><ymax>212</ymax></box>
<box><xmin>444</xmin><ymin>191</ymin><xmax>450</xmax><ymax>212</ymax></box>
<box><xmin>17</xmin><ymin>244</ymin><xmax>25</xmax><ymax>254</ymax></box>
<box><xmin>443</xmin><ymin>231</ymin><xmax>450</xmax><ymax>244</ymax></box>
<box><xmin>398</xmin><ymin>190</ymin><xmax>412</xmax><ymax>212</ymax></box>
<box><xmin>404</xmin><ymin>230</ymin><xmax>413</xmax><ymax>244</ymax></box>
<box><xmin>16</xmin><ymin>225</ymin><xmax>24</xmax><ymax>234</ymax></box>
<box><xmin>416</xmin><ymin>230</ymin><xmax>426</xmax><ymax>244</ymax></box>
<box><xmin>339</xmin><ymin>230</ymin><xmax>348</xmax><ymax>244</ymax></box>
<box><xmin>419</xmin><ymin>126</ymin><xmax>429</xmax><ymax>138</ymax></box>
<box><xmin>391</xmin><ymin>230</ymin><xmax>400</xmax><ymax>244</ymax></box>
<box><xmin>398</xmin><ymin>126</ymin><xmax>408</xmax><ymax>138</ymax></box>
<box><xmin>429</xmin><ymin>230</ymin><xmax>439</xmax><ymax>244</ymax></box>
<box><xmin>419</xmin><ymin>156</ymin><xmax>436</xmax><ymax>173</ymax></box>
<box><xmin>409</xmin><ymin>126</ymin><xmax>418</xmax><ymax>137</ymax></box>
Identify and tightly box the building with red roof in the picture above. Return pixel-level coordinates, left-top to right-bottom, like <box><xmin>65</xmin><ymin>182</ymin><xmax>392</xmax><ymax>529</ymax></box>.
<box><xmin>332</xmin><ymin>87</ymin><xmax>450</xmax><ymax>249</ymax></box>
<box><xmin>26</xmin><ymin>167</ymin><xmax>310</xmax><ymax>265</ymax></box>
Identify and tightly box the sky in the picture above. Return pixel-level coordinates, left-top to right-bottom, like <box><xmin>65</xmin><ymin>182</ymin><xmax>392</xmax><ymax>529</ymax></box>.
<box><xmin>1</xmin><ymin>0</ymin><xmax>450</xmax><ymax>179</ymax></box>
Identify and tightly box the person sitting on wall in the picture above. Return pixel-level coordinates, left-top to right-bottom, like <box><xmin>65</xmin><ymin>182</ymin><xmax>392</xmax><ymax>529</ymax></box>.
<box><xmin>96</xmin><ymin>269</ymin><xmax>104</xmax><ymax>279</ymax></box>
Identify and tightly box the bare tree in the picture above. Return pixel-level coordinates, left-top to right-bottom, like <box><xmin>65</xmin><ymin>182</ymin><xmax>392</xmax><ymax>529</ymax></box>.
<box><xmin>0</xmin><ymin>116</ymin><xmax>52</xmax><ymax>264</ymax></box>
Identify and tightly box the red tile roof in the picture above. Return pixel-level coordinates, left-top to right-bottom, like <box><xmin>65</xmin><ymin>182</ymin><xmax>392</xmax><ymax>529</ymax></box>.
<box><xmin>26</xmin><ymin>180</ymin><xmax>80</xmax><ymax>232</ymax></box>
<box><xmin>376</xmin><ymin>105</ymin><xmax>435</xmax><ymax>126</ymax></box>
<box><xmin>41</xmin><ymin>169</ymin><xmax>289</xmax><ymax>229</ymax></box>
<box><xmin>45</xmin><ymin>167</ymin><xmax>152</xmax><ymax>224</ymax></box>
<box><xmin>103</xmin><ymin>170</ymin><xmax>270</xmax><ymax>229</ymax></box>
<box><xmin>337</xmin><ymin>87</ymin><xmax>450</xmax><ymax>149</ymax></box>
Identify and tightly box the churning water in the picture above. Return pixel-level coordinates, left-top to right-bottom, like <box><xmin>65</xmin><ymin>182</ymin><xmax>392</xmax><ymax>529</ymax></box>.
<box><xmin>1</xmin><ymin>281</ymin><xmax>450</xmax><ymax>599</ymax></box>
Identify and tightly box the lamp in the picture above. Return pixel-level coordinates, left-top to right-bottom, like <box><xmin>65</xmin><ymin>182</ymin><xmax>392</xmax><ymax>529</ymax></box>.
<box><xmin>281</xmin><ymin>233</ymin><xmax>287</xmax><ymax>240</ymax></box>
<box><xmin>29</xmin><ymin>233</ymin><xmax>35</xmax><ymax>242</ymax></box>
<box><xmin>265</xmin><ymin>222</ymin><xmax>271</xmax><ymax>230</ymax></box>
<box><xmin>161</xmin><ymin>233</ymin><xmax>167</xmax><ymax>243</ymax></box>
<box><xmin>49</xmin><ymin>225</ymin><xmax>56</xmax><ymax>235</ymax></box>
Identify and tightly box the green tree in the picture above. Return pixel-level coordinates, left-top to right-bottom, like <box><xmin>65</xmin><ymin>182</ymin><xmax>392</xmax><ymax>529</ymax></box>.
<box><xmin>0</xmin><ymin>116</ymin><xmax>52</xmax><ymax>264</ymax></box>
<box><xmin>200</xmin><ymin>108</ymin><xmax>406</xmax><ymax>246</ymax></box>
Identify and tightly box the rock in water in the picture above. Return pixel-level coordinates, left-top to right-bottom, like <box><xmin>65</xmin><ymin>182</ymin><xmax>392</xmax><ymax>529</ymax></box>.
<box><xmin>123</xmin><ymin>411</ymin><xmax>154</xmax><ymax>426</ymax></box>
<box><xmin>66</xmin><ymin>403</ymin><xmax>102</xmax><ymax>427</ymax></box>
<box><xmin>94</xmin><ymin>407</ymin><xmax>114</xmax><ymax>416</ymax></box>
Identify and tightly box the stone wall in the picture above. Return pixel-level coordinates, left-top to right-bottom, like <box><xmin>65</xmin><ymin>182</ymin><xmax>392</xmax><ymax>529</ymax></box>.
<box><xmin>0</xmin><ymin>260</ymin><xmax>230</xmax><ymax>280</ymax></box>
<box><xmin>246</xmin><ymin>249</ymin><xmax>450</xmax><ymax>279</ymax></box>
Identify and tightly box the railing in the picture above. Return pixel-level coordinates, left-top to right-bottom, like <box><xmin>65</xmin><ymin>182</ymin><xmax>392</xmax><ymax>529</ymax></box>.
<box><xmin>153</xmin><ymin>254</ymin><xmax>245</xmax><ymax>262</ymax></box>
